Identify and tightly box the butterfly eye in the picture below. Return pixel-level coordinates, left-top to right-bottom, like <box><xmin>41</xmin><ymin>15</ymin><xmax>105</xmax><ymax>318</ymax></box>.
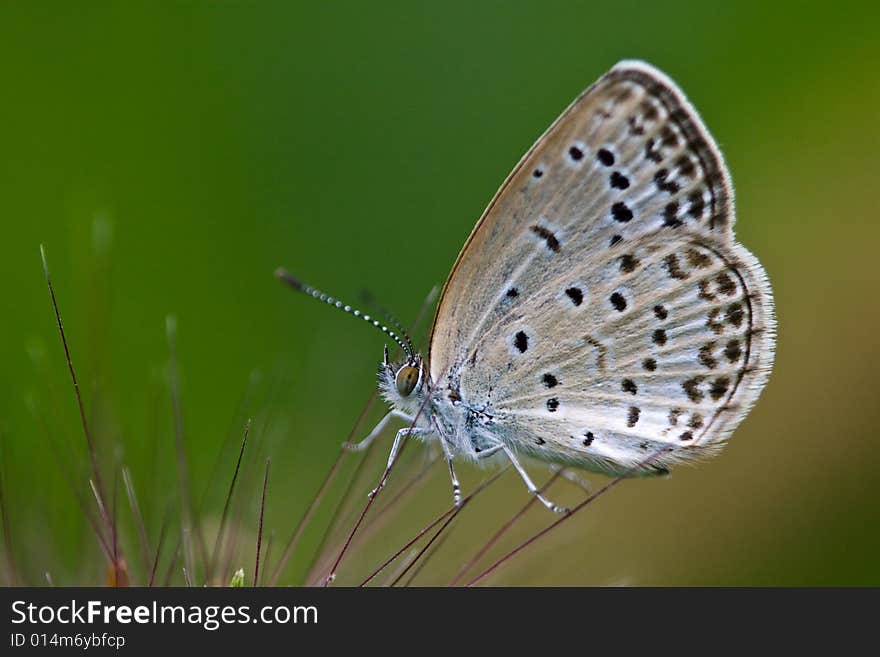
<box><xmin>395</xmin><ymin>365</ymin><xmax>419</xmax><ymax>396</ymax></box>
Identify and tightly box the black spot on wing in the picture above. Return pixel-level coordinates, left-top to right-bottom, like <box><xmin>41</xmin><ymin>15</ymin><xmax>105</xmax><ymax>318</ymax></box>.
<box><xmin>676</xmin><ymin>155</ymin><xmax>696</xmax><ymax>178</ymax></box>
<box><xmin>627</xmin><ymin>115</ymin><xmax>645</xmax><ymax>136</ymax></box>
<box><xmin>627</xmin><ymin>406</ymin><xmax>641</xmax><ymax>428</ymax></box>
<box><xmin>610</xmin><ymin>171</ymin><xmax>630</xmax><ymax>190</ymax></box>
<box><xmin>611</xmin><ymin>202</ymin><xmax>633</xmax><ymax>223</ymax></box>
<box><xmin>716</xmin><ymin>273</ymin><xmax>736</xmax><ymax>296</ymax></box>
<box><xmin>663</xmin><ymin>253</ymin><xmax>688</xmax><ymax>279</ymax></box>
<box><xmin>654</xmin><ymin>168</ymin><xmax>680</xmax><ymax>194</ymax></box>
<box><xmin>661</xmin><ymin>125</ymin><xmax>680</xmax><ymax>148</ymax></box>
<box><xmin>663</xmin><ymin>202</ymin><xmax>682</xmax><ymax>228</ymax></box>
<box><xmin>688</xmin><ymin>192</ymin><xmax>705</xmax><ymax>219</ymax></box>
<box><xmin>514</xmin><ymin>331</ymin><xmax>529</xmax><ymax>353</ymax></box>
<box><xmin>686</xmin><ymin>248</ymin><xmax>711</xmax><ymax>269</ymax></box>
<box><xmin>707</xmin><ymin>308</ymin><xmax>724</xmax><ymax>334</ymax></box>
<box><xmin>698</xmin><ymin>279</ymin><xmax>716</xmax><ymax>302</ymax></box>
<box><xmin>530</xmin><ymin>225</ymin><xmax>561</xmax><ymax>252</ymax></box>
<box><xmin>565</xmin><ymin>287</ymin><xmax>584</xmax><ymax>306</ymax></box>
<box><xmin>619</xmin><ymin>254</ymin><xmax>639</xmax><ymax>274</ymax></box>
<box><xmin>641</xmin><ymin>101</ymin><xmax>659</xmax><ymax>121</ymax></box>
<box><xmin>726</xmin><ymin>303</ymin><xmax>744</xmax><ymax>327</ymax></box>
<box><xmin>698</xmin><ymin>343</ymin><xmax>717</xmax><ymax>369</ymax></box>
<box><xmin>645</xmin><ymin>138</ymin><xmax>662</xmax><ymax>163</ymax></box>
<box><xmin>530</xmin><ymin>224</ymin><xmax>560</xmax><ymax>253</ymax></box>
<box><xmin>724</xmin><ymin>339</ymin><xmax>742</xmax><ymax>363</ymax></box>
<box><xmin>710</xmin><ymin>376</ymin><xmax>730</xmax><ymax>401</ymax></box>
<box><xmin>682</xmin><ymin>376</ymin><xmax>705</xmax><ymax>403</ymax></box>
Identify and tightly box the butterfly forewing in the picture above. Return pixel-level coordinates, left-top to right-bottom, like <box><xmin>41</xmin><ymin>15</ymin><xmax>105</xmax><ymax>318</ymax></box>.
<box><xmin>428</xmin><ymin>61</ymin><xmax>774</xmax><ymax>475</ymax></box>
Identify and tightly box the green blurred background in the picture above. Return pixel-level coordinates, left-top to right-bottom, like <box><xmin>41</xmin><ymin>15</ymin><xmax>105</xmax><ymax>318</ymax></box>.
<box><xmin>1</xmin><ymin>1</ymin><xmax>878</xmax><ymax>586</ymax></box>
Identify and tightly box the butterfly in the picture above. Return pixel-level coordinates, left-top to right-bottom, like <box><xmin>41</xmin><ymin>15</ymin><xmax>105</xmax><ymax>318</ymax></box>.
<box><xmin>278</xmin><ymin>60</ymin><xmax>775</xmax><ymax>512</ymax></box>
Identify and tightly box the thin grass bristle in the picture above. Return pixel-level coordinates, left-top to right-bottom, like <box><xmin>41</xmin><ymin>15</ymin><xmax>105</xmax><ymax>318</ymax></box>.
<box><xmin>122</xmin><ymin>466</ymin><xmax>152</xmax><ymax>583</ymax></box>
<box><xmin>166</xmin><ymin>315</ymin><xmax>207</xmax><ymax>584</ymax></box>
<box><xmin>402</xmin><ymin>529</ymin><xmax>452</xmax><ymax>587</ymax></box>
<box><xmin>299</xmin><ymin>395</ymin><xmax>382</xmax><ymax>585</ymax></box>
<box><xmin>148</xmin><ymin>506</ymin><xmax>171</xmax><ymax>587</ymax></box>
<box><xmin>87</xmin><ymin>479</ymin><xmax>113</xmax><ymax>560</ymax></box>
<box><xmin>388</xmin><ymin>467</ymin><xmax>508</xmax><ymax>587</ymax></box>
<box><xmin>333</xmin><ymin>448</ymin><xmax>441</xmax><ymax>575</ymax></box>
<box><xmin>449</xmin><ymin>470</ymin><xmax>562</xmax><ymax>586</ymax></box>
<box><xmin>259</xmin><ymin>531</ymin><xmax>274</xmax><ymax>587</ymax></box>
<box><xmin>322</xmin><ymin>394</ymin><xmax>438</xmax><ymax>585</ymax></box>
<box><xmin>31</xmin><ymin>405</ymin><xmax>106</xmax><ymax>550</ymax></box>
<box><xmin>253</xmin><ymin>459</ymin><xmax>270</xmax><ymax>587</ymax></box>
<box><xmin>360</xmin><ymin>507</ymin><xmax>456</xmax><ymax>587</ymax></box>
<box><xmin>210</xmin><ymin>418</ymin><xmax>251</xmax><ymax>582</ymax></box>
<box><xmin>41</xmin><ymin>245</ymin><xmax>115</xmax><ymax>559</ymax></box>
<box><xmin>465</xmin><ymin>450</ymin><xmax>668</xmax><ymax>586</ymax></box>
<box><xmin>359</xmin><ymin>466</ymin><xmax>509</xmax><ymax>587</ymax></box>
<box><xmin>272</xmin><ymin>391</ymin><xmax>380</xmax><ymax>586</ymax></box>
<box><xmin>109</xmin><ymin>472</ymin><xmax>126</xmax><ymax>586</ymax></box>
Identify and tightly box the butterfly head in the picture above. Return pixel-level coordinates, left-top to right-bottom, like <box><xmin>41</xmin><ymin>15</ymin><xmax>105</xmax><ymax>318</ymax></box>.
<box><xmin>379</xmin><ymin>346</ymin><xmax>428</xmax><ymax>413</ymax></box>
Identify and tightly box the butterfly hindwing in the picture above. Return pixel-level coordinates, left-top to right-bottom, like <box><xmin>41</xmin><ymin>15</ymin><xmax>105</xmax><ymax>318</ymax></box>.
<box><xmin>459</xmin><ymin>233</ymin><xmax>774</xmax><ymax>474</ymax></box>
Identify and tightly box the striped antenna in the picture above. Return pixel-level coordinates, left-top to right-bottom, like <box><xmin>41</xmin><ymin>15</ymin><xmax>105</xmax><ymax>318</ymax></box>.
<box><xmin>384</xmin><ymin>312</ymin><xmax>416</xmax><ymax>359</ymax></box>
<box><xmin>363</xmin><ymin>291</ymin><xmax>416</xmax><ymax>353</ymax></box>
<box><xmin>275</xmin><ymin>268</ymin><xmax>414</xmax><ymax>360</ymax></box>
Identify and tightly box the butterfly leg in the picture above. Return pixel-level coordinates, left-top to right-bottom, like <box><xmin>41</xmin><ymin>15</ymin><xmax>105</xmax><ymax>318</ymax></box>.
<box><xmin>501</xmin><ymin>445</ymin><xmax>569</xmax><ymax>514</ymax></box>
<box><xmin>368</xmin><ymin>426</ymin><xmax>431</xmax><ymax>499</ymax></box>
<box><xmin>473</xmin><ymin>443</ymin><xmax>504</xmax><ymax>459</ymax></box>
<box><xmin>436</xmin><ymin>435</ymin><xmax>462</xmax><ymax>507</ymax></box>
<box><xmin>343</xmin><ymin>410</ymin><xmax>413</xmax><ymax>451</ymax></box>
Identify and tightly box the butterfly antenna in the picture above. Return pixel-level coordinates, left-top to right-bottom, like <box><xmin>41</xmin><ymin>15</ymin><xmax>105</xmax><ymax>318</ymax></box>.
<box><xmin>390</xmin><ymin>314</ymin><xmax>416</xmax><ymax>359</ymax></box>
<box><xmin>358</xmin><ymin>288</ymin><xmax>417</xmax><ymax>357</ymax></box>
<box><xmin>275</xmin><ymin>268</ymin><xmax>414</xmax><ymax>359</ymax></box>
